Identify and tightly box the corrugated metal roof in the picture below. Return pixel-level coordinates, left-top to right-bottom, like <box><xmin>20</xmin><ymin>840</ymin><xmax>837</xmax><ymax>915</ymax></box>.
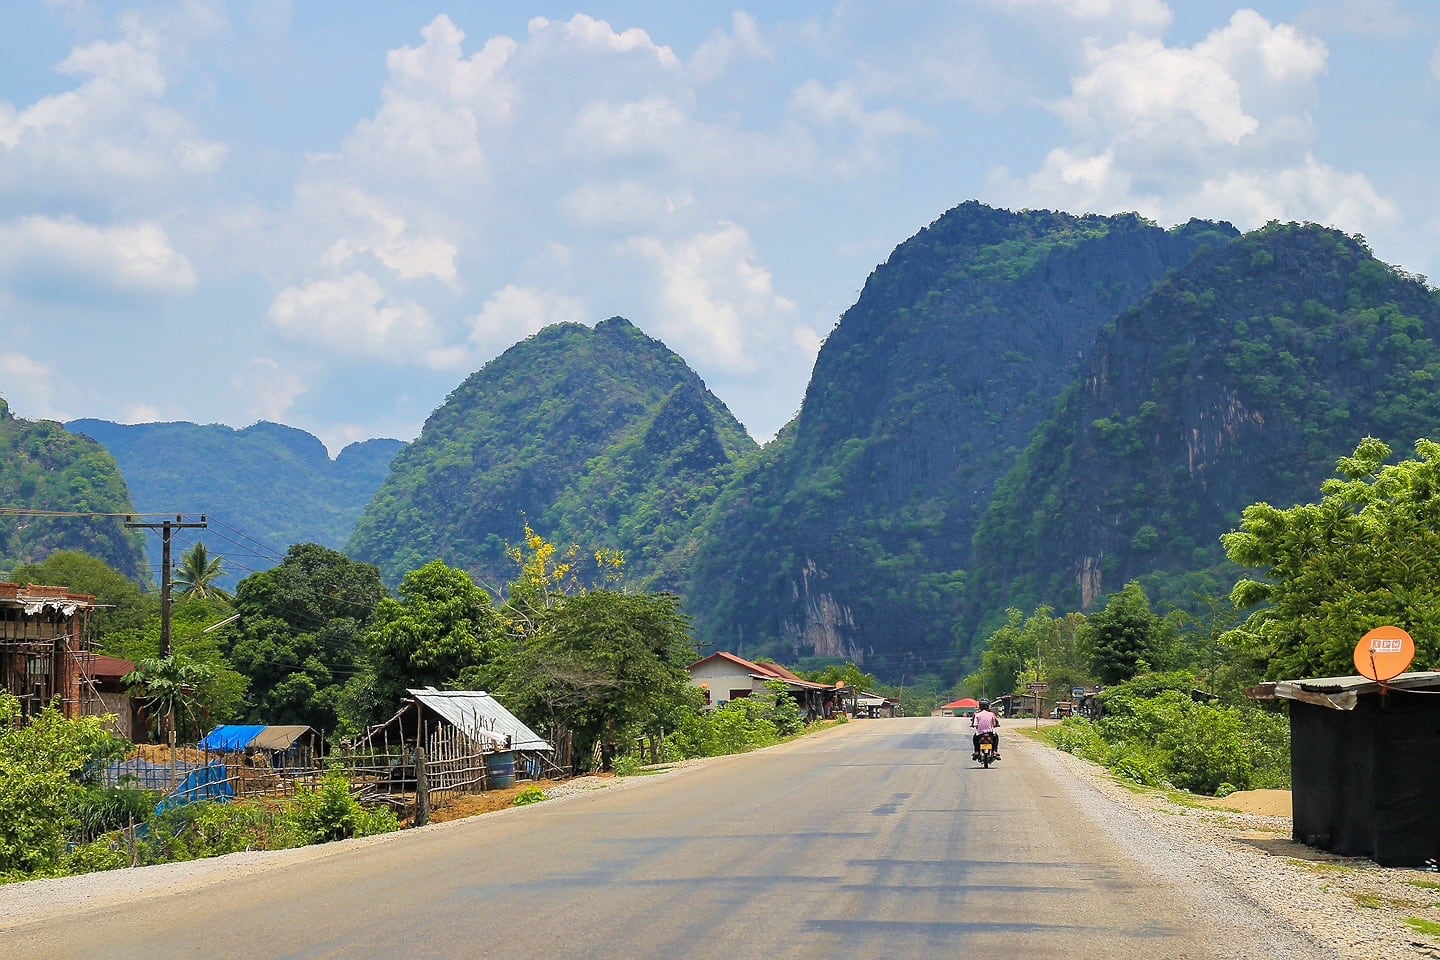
<box><xmin>1273</xmin><ymin>671</ymin><xmax>1440</xmax><ymax>711</ymax></box>
<box><xmin>407</xmin><ymin>688</ymin><xmax>554</xmax><ymax>752</ymax></box>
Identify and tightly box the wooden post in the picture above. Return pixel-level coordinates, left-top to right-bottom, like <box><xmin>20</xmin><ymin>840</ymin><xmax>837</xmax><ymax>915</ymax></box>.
<box><xmin>414</xmin><ymin>746</ymin><xmax>429</xmax><ymax>827</ymax></box>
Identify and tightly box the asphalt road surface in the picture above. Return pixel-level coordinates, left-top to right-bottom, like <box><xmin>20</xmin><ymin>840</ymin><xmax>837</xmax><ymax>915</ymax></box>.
<box><xmin>1</xmin><ymin>717</ymin><xmax>1297</xmax><ymax>959</ymax></box>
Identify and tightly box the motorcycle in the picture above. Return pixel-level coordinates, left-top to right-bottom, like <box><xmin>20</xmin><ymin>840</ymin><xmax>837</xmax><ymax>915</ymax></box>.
<box><xmin>976</xmin><ymin>730</ymin><xmax>998</xmax><ymax>768</ymax></box>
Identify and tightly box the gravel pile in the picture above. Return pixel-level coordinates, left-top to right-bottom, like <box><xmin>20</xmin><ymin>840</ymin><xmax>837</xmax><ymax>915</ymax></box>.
<box><xmin>1033</xmin><ymin>741</ymin><xmax>1440</xmax><ymax>960</ymax></box>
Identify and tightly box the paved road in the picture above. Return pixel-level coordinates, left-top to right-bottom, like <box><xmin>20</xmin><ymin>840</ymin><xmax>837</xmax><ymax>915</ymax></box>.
<box><xmin>3</xmin><ymin>718</ymin><xmax>1272</xmax><ymax>959</ymax></box>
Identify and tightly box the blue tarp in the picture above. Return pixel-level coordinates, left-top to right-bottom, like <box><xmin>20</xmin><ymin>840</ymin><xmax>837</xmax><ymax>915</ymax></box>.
<box><xmin>156</xmin><ymin>762</ymin><xmax>233</xmax><ymax>814</ymax></box>
<box><xmin>198</xmin><ymin>724</ymin><xmax>267</xmax><ymax>752</ymax></box>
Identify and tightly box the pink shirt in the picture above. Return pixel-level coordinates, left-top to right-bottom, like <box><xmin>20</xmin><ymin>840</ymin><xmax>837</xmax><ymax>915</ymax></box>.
<box><xmin>973</xmin><ymin>709</ymin><xmax>999</xmax><ymax>733</ymax></box>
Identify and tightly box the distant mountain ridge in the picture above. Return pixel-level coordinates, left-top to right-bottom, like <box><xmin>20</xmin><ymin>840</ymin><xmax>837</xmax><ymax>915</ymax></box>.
<box><xmin>682</xmin><ymin>203</ymin><xmax>1238</xmax><ymax>676</ymax></box>
<box><xmin>965</xmin><ymin>220</ymin><xmax>1440</xmax><ymax>636</ymax></box>
<box><xmin>346</xmin><ymin>316</ymin><xmax>756</xmax><ymax>587</ymax></box>
<box><xmin>27</xmin><ymin>200</ymin><xmax>1440</xmax><ymax>689</ymax></box>
<box><xmin>0</xmin><ymin>398</ymin><xmax>145</xmax><ymax>580</ymax></box>
<box><xmin>65</xmin><ymin>418</ymin><xmax>403</xmax><ymax>576</ymax></box>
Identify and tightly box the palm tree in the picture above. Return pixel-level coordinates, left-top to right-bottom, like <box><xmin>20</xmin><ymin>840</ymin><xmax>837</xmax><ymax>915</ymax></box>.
<box><xmin>173</xmin><ymin>542</ymin><xmax>230</xmax><ymax>600</ymax></box>
<box><xmin>124</xmin><ymin>655</ymin><xmax>215</xmax><ymax>744</ymax></box>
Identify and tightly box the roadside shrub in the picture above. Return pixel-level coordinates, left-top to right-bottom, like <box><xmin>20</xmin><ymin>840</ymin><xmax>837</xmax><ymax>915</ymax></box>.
<box><xmin>512</xmin><ymin>786</ymin><xmax>546</xmax><ymax>806</ymax></box>
<box><xmin>68</xmin><ymin>787</ymin><xmax>156</xmax><ymax>844</ymax></box>
<box><xmin>1160</xmin><ymin>704</ymin><xmax>1254</xmax><ymax>795</ymax></box>
<box><xmin>142</xmin><ymin>801</ymin><xmax>293</xmax><ymax>863</ymax></box>
<box><xmin>670</xmin><ymin>699</ymin><xmax>780</xmax><ymax>759</ymax></box>
<box><xmin>1042</xmin><ymin>717</ymin><xmax>1111</xmax><ymax>764</ymax></box>
<box><xmin>283</xmin><ymin>771</ymin><xmax>398</xmax><ymax>843</ymax></box>
<box><xmin>0</xmin><ymin>694</ymin><xmax>127</xmax><ymax>876</ymax></box>
<box><xmin>612</xmin><ymin>754</ymin><xmax>642</xmax><ymax>776</ymax></box>
<box><xmin>60</xmin><ymin>836</ymin><xmax>132</xmax><ymax>875</ymax></box>
<box><xmin>1110</xmin><ymin>750</ymin><xmax>1168</xmax><ymax>787</ymax></box>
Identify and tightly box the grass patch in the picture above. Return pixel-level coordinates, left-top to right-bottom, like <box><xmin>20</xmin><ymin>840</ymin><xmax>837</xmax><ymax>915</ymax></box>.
<box><xmin>1287</xmin><ymin>859</ymin><xmax>1354</xmax><ymax>874</ymax></box>
<box><xmin>1352</xmin><ymin>892</ymin><xmax>1384</xmax><ymax>909</ymax></box>
<box><xmin>1407</xmin><ymin>917</ymin><xmax>1440</xmax><ymax>938</ymax></box>
<box><xmin>1408</xmin><ymin>879</ymin><xmax>1440</xmax><ymax>891</ymax></box>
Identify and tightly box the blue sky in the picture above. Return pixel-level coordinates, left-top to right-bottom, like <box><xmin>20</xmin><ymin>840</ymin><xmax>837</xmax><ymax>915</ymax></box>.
<box><xmin>2</xmin><ymin>1</ymin><xmax>1436</xmax><ymax>452</ymax></box>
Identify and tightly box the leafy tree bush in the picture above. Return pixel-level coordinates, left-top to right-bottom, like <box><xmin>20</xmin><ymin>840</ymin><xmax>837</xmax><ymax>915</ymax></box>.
<box><xmin>1224</xmin><ymin>437</ymin><xmax>1440</xmax><ymax>679</ymax></box>
<box><xmin>228</xmin><ymin>543</ymin><xmax>386</xmax><ymax>731</ymax></box>
<box><xmin>283</xmin><ymin>772</ymin><xmax>398</xmax><ymax>844</ymax></box>
<box><xmin>1042</xmin><ymin>672</ymin><xmax>1290</xmax><ymax>794</ymax></box>
<box><xmin>0</xmin><ymin>694</ymin><xmax>127</xmax><ymax>878</ymax></box>
<box><xmin>1158</xmin><ymin>703</ymin><xmax>1254</xmax><ymax>795</ymax></box>
<box><xmin>142</xmin><ymin>801</ymin><xmax>299</xmax><ymax>862</ymax></box>
<box><xmin>362</xmin><ymin>560</ymin><xmax>505</xmax><ymax>720</ymax></box>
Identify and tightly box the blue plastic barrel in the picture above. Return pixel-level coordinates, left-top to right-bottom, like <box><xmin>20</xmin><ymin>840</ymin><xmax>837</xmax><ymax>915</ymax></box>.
<box><xmin>486</xmin><ymin>750</ymin><xmax>516</xmax><ymax>788</ymax></box>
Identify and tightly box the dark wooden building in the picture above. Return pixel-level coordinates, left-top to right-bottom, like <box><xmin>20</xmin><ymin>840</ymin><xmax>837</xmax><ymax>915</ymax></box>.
<box><xmin>1272</xmin><ymin>671</ymin><xmax>1440</xmax><ymax>867</ymax></box>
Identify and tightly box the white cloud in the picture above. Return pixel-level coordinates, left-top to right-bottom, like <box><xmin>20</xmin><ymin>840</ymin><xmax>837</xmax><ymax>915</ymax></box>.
<box><xmin>314</xmin><ymin>185</ymin><xmax>458</xmax><ymax>282</ymax></box>
<box><xmin>989</xmin><ymin>0</ymin><xmax>1172</xmax><ymax>32</ymax></box>
<box><xmin>0</xmin><ymin>16</ymin><xmax>225</xmax><ymax>200</ymax></box>
<box><xmin>690</xmin><ymin>12</ymin><xmax>770</xmax><ymax>83</ymax></box>
<box><xmin>466</xmin><ymin>285</ymin><xmax>589</xmax><ymax>350</ymax></box>
<box><xmin>117</xmin><ymin>402</ymin><xmax>164</xmax><ymax>424</ymax></box>
<box><xmin>998</xmin><ymin>9</ymin><xmax>1388</xmax><ymax>236</ymax></box>
<box><xmin>267</xmin><ymin>271</ymin><xmax>466</xmax><ymax>370</ymax></box>
<box><xmin>0</xmin><ymin>215</ymin><xmax>196</xmax><ymax>300</ymax></box>
<box><xmin>559</xmin><ymin>180</ymin><xmax>690</xmax><ymax>229</ymax></box>
<box><xmin>631</xmin><ymin>223</ymin><xmax>795</xmax><ymax>375</ymax></box>
<box><xmin>238</xmin><ymin>358</ymin><xmax>308</xmax><ymax>423</ymax></box>
<box><xmin>336</xmin><ymin>15</ymin><xmax>516</xmax><ymax>187</ymax></box>
<box><xmin>526</xmin><ymin>14</ymin><xmax>679</xmax><ymax>68</ymax></box>
<box><xmin>790</xmin><ymin>81</ymin><xmax>927</xmax><ymax>141</ymax></box>
<box><xmin>0</xmin><ymin>353</ymin><xmax>63</xmax><ymax>421</ymax></box>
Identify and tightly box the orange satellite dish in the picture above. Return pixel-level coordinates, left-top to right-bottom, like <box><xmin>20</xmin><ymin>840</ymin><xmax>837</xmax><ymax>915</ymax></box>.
<box><xmin>1354</xmin><ymin>626</ymin><xmax>1415</xmax><ymax>681</ymax></box>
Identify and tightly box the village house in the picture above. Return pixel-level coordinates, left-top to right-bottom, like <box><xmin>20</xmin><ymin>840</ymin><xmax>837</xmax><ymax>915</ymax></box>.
<box><xmin>686</xmin><ymin>651</ymin><xmax>839</xmax><ymax>721</ymax></box>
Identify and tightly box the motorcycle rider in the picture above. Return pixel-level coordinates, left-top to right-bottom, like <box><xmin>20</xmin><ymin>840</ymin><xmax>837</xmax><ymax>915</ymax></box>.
<box><xmin>972</xmin><ymin>699</ymin><xmax>1001</xmax><ymax>760</ymax></box>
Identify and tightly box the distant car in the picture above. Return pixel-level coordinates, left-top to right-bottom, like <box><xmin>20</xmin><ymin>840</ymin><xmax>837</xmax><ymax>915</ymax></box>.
<box><xmin>1049</xmin><ymin>707</ymin><xmax>1060</xmax><ymax>719</ymax></box>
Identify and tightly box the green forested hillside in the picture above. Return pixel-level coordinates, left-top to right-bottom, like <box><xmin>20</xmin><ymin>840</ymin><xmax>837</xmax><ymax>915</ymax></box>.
<box><xmin>0</xmin><ymin>399</ymin><xmax>146</xmax><ymax>580</ymax></box>
<box><xmin>64</xmin><ymin>419</ymin><xmax>403</xmax><ymax>574</ymax></box>
<box><xmin>966</xmin><ymin>222</ymin><xmax>1440</xmax><ymax>642</ymax></box>
<box><xmin>683</xmin><ymin>202</ymin><xmax>1238</xmax><ymax>677</ymax></box>
<box><xmin>346</xmin><ymin>317</ymin><xmax>755</xmax><ymax>587</ymax></box>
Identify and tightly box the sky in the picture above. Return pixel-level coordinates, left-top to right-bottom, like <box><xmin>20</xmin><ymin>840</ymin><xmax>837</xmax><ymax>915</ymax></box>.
<box><xmin>1</xmin><ymin>0</ymin><xmax>1437</xmax><ymax>454</ymax></box>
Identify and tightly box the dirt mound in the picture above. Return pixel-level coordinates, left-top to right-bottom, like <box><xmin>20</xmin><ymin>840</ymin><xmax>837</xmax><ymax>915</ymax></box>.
<box><xmin>1192</xmin><ymin>789</ymin><xmax>1291</xmax><ymax>817</ymax></box>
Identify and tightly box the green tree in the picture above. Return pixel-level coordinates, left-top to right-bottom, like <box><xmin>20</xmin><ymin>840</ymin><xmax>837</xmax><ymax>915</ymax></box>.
<box><xmin>0</xmin><ymin>693</ymin><xmax>127</xmax><ymax>877</ymax></box>
<box><xmin>102</xmin><ymin>596</ymin><xmax>247</xmax><ymax>732</ymax></box>
<box><xmin>1085</xmin><ymin>582</ymin><xmax>1162</xmax><ymax>685</ymax></box>
<box><xmin>967</xmin><ymin>606</ymin><xmax>1093</xmax><ymax>697</ymax></box>
<box><xmin>1223</xmin><ymin>437</ymin><xmax>1440</xmax><ymax>679</ymax></box>
<box><xmin>174</xmin><ymin>542</ymin><xmax>229</xmax><ymax>600</ymax></box>
<box><xmin>499</xmin><ymin>590</ymin><xmax>697</xmax><ymax>766</ymax></box>
<box><xmin>11</xmin><ymin>550</ymin><xmax>155</xmax><ymax>638</ymax></box>
<box><xmin>227</xmin><ymin>544</ymin><xmax>385</xmax><ymax>731</ymax></box>
<box><xmin>362</xmin><ymin>560</ymin><xmax>506</xmax><ymax>718</ymax></box>
<box><xmin>124</xmin><ymin>655</ymin><xmax>216</xmax><ymax>743</ymax></box>
<box><xmin>801</xmin><ymin>661</ymin><xmax>878</xmax><ymax>691</ymax></box>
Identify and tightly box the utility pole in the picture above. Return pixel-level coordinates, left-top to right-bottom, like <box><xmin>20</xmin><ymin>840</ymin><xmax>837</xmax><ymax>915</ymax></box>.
<box><xmin>125</xmin><ymin>515</ymin><xmax>207</xmax><ymax>658</ymax></box>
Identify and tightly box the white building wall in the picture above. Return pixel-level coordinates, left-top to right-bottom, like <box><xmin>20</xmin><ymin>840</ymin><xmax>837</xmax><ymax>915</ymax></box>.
<box><xmin>688</xmin><ymin>662</ymin><xmax>765</xmax><ymax>706</ymax></box>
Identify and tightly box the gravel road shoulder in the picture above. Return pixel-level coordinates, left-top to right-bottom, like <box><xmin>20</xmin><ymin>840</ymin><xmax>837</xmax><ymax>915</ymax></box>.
<box><xmin>1029</xmin><ymin>732</ymin><xmax>1440</xmax><ymax>960</ymax></box>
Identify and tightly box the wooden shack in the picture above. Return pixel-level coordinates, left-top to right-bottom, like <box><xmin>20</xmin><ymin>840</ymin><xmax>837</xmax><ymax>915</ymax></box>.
<box><xmin>0</xmin><ymin>582</ymin><xmax>99</xmax><ymax>720</ymax></box>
